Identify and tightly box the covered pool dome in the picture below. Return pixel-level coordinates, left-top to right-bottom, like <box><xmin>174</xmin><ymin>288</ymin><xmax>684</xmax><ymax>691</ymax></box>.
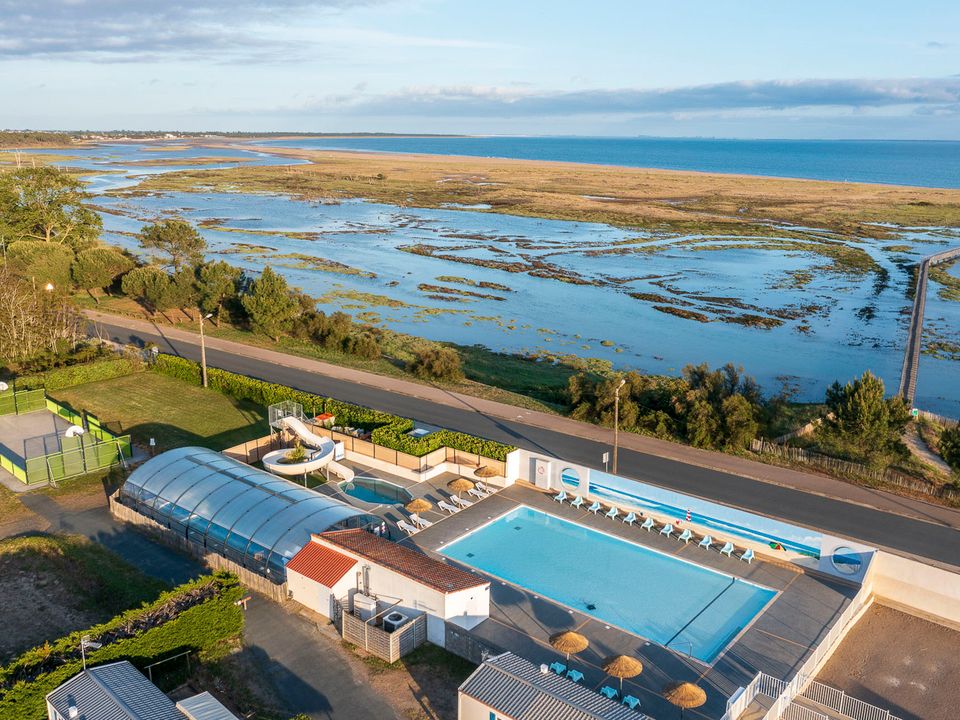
<box><xmin>120</xmin><ymin>446</ymin><xmax>377</xmax><ymax>583</ymax></box>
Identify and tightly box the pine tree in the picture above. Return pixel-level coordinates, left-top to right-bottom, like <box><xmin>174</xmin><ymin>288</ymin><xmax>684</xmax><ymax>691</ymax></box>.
<box><xmin>241</xmin><ymin>266</ymin><xmax>297</xmax><ymax>341</ymax></box>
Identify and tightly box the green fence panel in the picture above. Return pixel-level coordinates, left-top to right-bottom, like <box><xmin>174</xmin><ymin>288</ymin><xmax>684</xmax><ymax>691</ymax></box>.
<box><xmin>0</xmin><ymin>454</ymin><xmax>27</xmax><ymax>483</ymax></box>
<box><xmin>25</xmin><ymin>457</ymin><xmax>49</xmax><ymax>485</ymax></box>
<box><xmin>46</xmin><ymin>399</ymin><xmax>83</xmax><ymax>426</ymax></box>
<box><xmin>0</xmin><ymin>389</ymin><xmax>46</xmax><ymax>416</ymax></box>
<box><xmin>0</xmin><ymin>393</ymin><xmax>13</xmax><ymax>416</ymax></box>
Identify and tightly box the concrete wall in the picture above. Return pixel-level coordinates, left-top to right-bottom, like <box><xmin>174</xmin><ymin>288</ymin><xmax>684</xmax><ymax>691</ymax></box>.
<box><xmin>445</xmin><ymin>622</ymin><xmax>503</xmax><ymax>665</ymax></box>
<box><xmin>286</xmin><ymin>567</ymin><xmax>355</xmax><ymax>618</ymax></box>
<box><xmin>870</xmin><ymin>551</ymin><xmax>960</xmax><ymax>629</ymax></box>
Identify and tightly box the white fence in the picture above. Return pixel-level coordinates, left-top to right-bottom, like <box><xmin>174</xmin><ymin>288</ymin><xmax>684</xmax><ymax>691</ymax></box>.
<box><xmin>801</xmin><ymin>681</ymin><xmax>900</xmax><ymax>720</ymax></box>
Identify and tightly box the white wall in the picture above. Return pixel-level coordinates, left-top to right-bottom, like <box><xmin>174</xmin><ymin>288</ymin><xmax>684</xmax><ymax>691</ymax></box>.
<box><xmin>445</xmin><ymin>585</ymin><xmax>491</xmax><ymax>631</ymax></box>
<box><xmin>458</xmin><ymin>693</ymin><xmax>505</xmax><ymax>720</ymax></box>
<box><xmin>287</xmin><ymin>567</ymin><xmax>356</xmax><ymax>619</ymax></box>
<box><xmin>871</xmin><ymin>551</ymin><xmax>960</xmax><ymax>627</ymax></box>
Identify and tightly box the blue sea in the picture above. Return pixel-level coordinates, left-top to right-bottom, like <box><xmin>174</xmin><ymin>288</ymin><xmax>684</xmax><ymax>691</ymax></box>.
<box><xmin>255</xmin><ymin>136</ymin><xmax>960</xmax><ymax>189</ymax></box>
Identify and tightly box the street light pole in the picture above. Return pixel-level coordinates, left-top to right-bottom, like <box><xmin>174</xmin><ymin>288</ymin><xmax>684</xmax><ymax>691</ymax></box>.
<box><xmin>199</xmin><ymin>312</ymin><xmax>213</xmax><ymax>388</ymax></box>
<box><xmin>612</xmin><ymin>378</ymin><xmax>626</xmax><ymax>475</ymax></box>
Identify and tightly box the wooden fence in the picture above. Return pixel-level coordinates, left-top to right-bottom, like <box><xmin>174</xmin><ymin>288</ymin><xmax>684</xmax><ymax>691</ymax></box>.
<box><xmin>751</xmin><ymin>439</ymin><xmax>960</xmax><ymax>503</ymax></box>
<box><xmin>917</xmin><ymin>410</ymin><xmax>959</xmax><ymax>429</ymax></box>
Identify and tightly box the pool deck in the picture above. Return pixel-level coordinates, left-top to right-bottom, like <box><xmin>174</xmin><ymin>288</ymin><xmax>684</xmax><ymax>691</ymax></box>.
<box><xmin>397</xmin><ymin>482</ymin><xmax>858</xmax><ymax>720</ymax></box>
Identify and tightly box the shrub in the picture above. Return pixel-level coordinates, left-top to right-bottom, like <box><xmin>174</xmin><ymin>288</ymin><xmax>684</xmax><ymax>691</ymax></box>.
<box><xmin>14</xmin><ymin>357</ymin><xmax>141</xmax><ymax>391</ymax></box>
<box><xmin>407</xmin><ymin>347</ymin><xmax>464</xmax><ymax>382</ymax></box>
<box><xmin>0</xmin><ymin>572</ymin><xmax>243</xmax><ymax>720</ymax></box>
<box><xmin>941</xmin><ymin>426</ymin><xmax>960</xmax><ymax>473</ymax></box>
<box><xmin>6</xmin><ymin>240</ymin><xmax>75</xmax><ymax>289</ymax></box>
<box><xmin>151</xmin><ymin>355</ymin><xmax>513</xmax><ymax>460</ymax></box>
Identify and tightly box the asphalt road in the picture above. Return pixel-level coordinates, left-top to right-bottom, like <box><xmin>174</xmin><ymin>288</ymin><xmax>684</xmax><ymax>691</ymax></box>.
<box><xmin>98</xmin><ymin>321</ymin><xmax>960</xmax><ymax>569</ymax></box>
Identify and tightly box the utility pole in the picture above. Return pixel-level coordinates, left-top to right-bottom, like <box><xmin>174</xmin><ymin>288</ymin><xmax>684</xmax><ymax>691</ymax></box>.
<box><xmin>612</xmin><ymin>377</ymin><xmax>626</xmax><ymax>474</ymax></box>
<box><xmin>199</xmin><ymin>311</ymin><xmax>213</xmax><ymax>388</ymax></box>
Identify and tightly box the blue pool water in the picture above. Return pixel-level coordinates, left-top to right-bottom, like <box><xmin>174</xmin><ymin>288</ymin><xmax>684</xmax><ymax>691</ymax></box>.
<box><xmin>338</xmin><ymin>477</ymin><xmax>413</xmax><ymax>505</ymax></box>
<box><xmin>441</xmin><ymin>506</ymin><xmax>776</xmax><ymax>663</ymax></box>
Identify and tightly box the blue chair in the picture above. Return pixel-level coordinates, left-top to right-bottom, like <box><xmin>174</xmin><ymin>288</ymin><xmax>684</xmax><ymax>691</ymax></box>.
<box><xmin>570</xmin><ymin>495</ymin><xmax>585</xmax><ymax>509</ymax></box>
<box><xmin>677</xmin><ymin>528</ymin><xmax>693</xmax><ymax>543</ymax></box>
<box><xmin>622</xmin><ymin>512</ymin><xmax>637</xmax><ymax>526</ymax></box>
<box><xmin>659</xmin><ymin>523</ymin><xmax>675</xmax><ymax>538</ymax></box>
<box><xmin>600</xmin><ymin>686</ymin><xmax>618</xmax><ymax>700</ymax></box>
<box><xmin>587</xmin><ymin>501</ymin><xmax>602</xmax><ymax>514</ymax></box>
<box><xmin>640</xmin><ymin>517</ymin><xmax>655</xmax><ymax>531</ymax></box>
<box><xmin>698</xmin><ymin>534</ymin><xmax>714</xmax><ymax>550</ymax></box>
<box><xmin>622</xmin><ymin>695</ymin><xmax>641</xmax><ymax>709</ymax></box>
<box><xmin>566</xmin><ymin>669</ymin><xmax>584</xmax><ymax>683</ymax></box>
<box><xmin>604</xmin><ymin>506</ymin><xmax>619</xmax><ymax>520</ymax></box>
<box><xmin>719</xmin><ymin>541</ymin><xmax>735</xmax><ymax>557</ymax></box>
<box><xmin>741</xmin><ymin>548</ymin><xmax>755</xmax><ymax>564</ymax></box>
<box><xmin>554</xmin><ymin>490</ymin><xmax>568</xmax><ymax>504</ymax></box>
<box><xmin>549</xmin><ymin>661</ymin><xmax>566</xmax><ymax>675</ymax></box>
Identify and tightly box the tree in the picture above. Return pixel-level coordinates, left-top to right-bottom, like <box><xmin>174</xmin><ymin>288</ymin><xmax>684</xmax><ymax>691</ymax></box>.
<box><xmin>139</xmin><ymin>219</ymin><xmax>206</xmax><ymax>270</ymax></box>
<box><xmin>940</xmin><ymin>426</ymin><xmax>960</xmax><ymax>473</ymax></box>
<box><xmin>721</xmin><ymin>394</ymin><xmax>759</xmax><ymax>450</ymax></box>
<box><xmin>241</xmin><ymin>266</ymin><xmax>297</xmax><ymax>341</ymax></box>
<box><xmin>197</xmin><ymin>261</ymin><xmax>242</xmax><ymax>325</ymax></box>
<box><xmin>121</xmin><ymin>266</ymin><xmax>172</xmax><ymax>314</ymax></box>
<box><xmin>6</xmin><ymin>240</ymin><xmax>75</xmax><ymax>289</ymax></box>
<box><xmin>407</xmin><ymin>346</ymin><xmax>463</xmax><ymax>382</ymax></box>
<box><xmin>72</xmin><ymin>247</ymin><xmax>134</xmax><ymax>302</ymax></box>
<box><xmin>0</xmin><ymin>167</ymin><xmax>102</xmax><ymax>250</ymax></box>
<box><xmin>816</xmin><ymin>370</ymin><xmax>911</xmax><ymax>467</ymax></box>
<box><xmin>0</xmin><ymin>268</ymin><xmax>84</xmax><ymax>366</ymax></box>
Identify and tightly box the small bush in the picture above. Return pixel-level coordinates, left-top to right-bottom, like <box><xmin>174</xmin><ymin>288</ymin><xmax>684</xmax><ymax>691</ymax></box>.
<box><xmin>941</xmin><ymin>426</ymin><xmax>960</xmax><ymax>473</ymax></box>
<box><xmin>407</xmin><ymin>347</ymin><xmax>463</xmax><ymax>382</ymax></box>
<box><xmin>15</xmin><ymin>357</ymin><xmax>141</xmax><ymax>391</ymax></box>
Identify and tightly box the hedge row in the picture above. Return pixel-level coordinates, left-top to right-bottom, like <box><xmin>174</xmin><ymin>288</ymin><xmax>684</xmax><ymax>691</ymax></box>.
<box><xmin>14</xmin><ymin>357</ymin><xmax>141</xmax><ymax>391</ymax></box>
<box><xmin>0</xmin><ymin>572</ymin><xmax>243</xmax><ymax>720</ymax></box>
<box><xmin>152</xmin><ymin>354</ymin><xmax>514</xmax><ymax>460</ymax></box>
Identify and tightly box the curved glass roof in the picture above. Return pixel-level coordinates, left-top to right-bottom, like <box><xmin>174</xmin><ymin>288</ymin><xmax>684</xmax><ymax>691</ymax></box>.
<box><xmin>120</xmin><ymin>446</ymin><xmax>375</xmax><ymax>582</ymax></box>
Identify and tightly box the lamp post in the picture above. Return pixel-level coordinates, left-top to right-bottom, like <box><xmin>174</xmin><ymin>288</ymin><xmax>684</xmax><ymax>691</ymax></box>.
<box><xmin>199</xmin><ymin>311</ymin><xmax>213</xmax><ymax>388</ymax></box>
<box><xmin>80</xmin><ymin>635</ymin><xmax>101</xmax><ymax>671</ymax></box>
<box><xmin>612</xmin><ymin>377</ymin><xmax>626</xmax><ymax>474</ymax></box>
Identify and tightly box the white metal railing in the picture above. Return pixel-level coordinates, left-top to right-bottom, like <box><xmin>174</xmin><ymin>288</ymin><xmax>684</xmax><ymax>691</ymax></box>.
<box><xmin>722</xmin><ymin>673</ymin><xmax>762</xmax><ymax>720</ymax></box>
<box><xmin>801</xmin><ymin>680</ymin><xmax>898</xmax><ymax>720</ymax></box>
<box><xmin>781</xmin><ymin>704</ymin><xmax>828</xmax><ymax>720</ymax></box>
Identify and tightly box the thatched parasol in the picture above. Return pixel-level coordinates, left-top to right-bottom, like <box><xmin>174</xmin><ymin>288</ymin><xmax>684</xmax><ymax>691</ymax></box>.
<box><xmin>602</xmin><ymin>655</ymin><xmax>643</xmax><ymax>691</ymax></box>
<box><xmin>549</xmin><ymin>630</ymin><xmax>589</xmax><ymax>660</ymax></box>
<box><xmin>405</xmin><ymin>498</ymin><xmax>433</xmax><ymax>514</ymax></box>
<box><xmin>662</xmin><ymin>681</ymin><xmax>706</xmax><ymax>718</ymax></box>
<box><xmin>474</xmin><ymin>465</ymin><xmax>499</xmax><ymax>478</ymax></box>
<box><xmin>447</xmin><ymin>478</ymin><xmax>475</xmax><ymax>497</ymax></box>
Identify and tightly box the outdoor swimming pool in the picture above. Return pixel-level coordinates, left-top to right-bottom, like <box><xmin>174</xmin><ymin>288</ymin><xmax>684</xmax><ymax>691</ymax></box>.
<box><xmin>440</xmin><ymin>506</ymin><xmax>776</xmax><ymax>663</ymax></box>
<box><xmin>338</xmin><ymin>476</ymin><xmax>413</xmax><ymax>505</ymax></box>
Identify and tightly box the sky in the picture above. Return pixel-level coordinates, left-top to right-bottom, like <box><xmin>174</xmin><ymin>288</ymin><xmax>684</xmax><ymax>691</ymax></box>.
<box><xmin>2</xmin><ymin>0</ymin><xmax>960</xmax><ymax>139</ymax></box>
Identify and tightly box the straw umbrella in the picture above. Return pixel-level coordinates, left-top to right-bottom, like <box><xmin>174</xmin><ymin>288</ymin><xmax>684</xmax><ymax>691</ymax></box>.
<box><xmin>662</xmin><ymin>681</ymin><xmax>706</xmax><ymax>719</ymax></box>
<box><xmin>405</xmin><ymin>498</ymin><xmax>433</xmax><ymax>514</ymax></box>
<box><xmin>549</xmin><ymin>630</ymin><xmax>589</xmax><ymax>661</ymax></box>
<box><xmin>602</xmin><ymin>655</ymin><xmax>643</xmax><ymax>692</ymax></box>
<box><xmin>447</xmin><ymin>477</ymin><xmax>474</xmax><ymax>498</ymax></box>
<box><xmin>474</xmin><ymin>465</ymin><xmax>499</xmax><ymax>478</ymax></box>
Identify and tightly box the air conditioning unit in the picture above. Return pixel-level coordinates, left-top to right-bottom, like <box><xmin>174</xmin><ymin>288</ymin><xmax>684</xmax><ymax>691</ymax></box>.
<box><xmin>382</xmin><ymin>612</ymin><xmax>408</xmax><ymax>633</ymax></box>
<box><xmin>353</xmin><ymin>593</ymin><xmax>377</xmax><ymax>621</ymax></box>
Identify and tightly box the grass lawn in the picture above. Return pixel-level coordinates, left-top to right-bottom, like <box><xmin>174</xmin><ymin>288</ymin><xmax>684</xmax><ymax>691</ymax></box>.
<box><xmin>51</xmin><ymin>372</ymin><xmax>269</xmax><ymax>452</ymax></box>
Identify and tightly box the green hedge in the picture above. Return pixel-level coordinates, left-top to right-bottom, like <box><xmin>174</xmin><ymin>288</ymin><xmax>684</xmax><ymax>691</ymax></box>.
<box><xmin>153</xmin><ymin>355</ymin><xmax>514</xmax><ymax>460</ymax></box>
<box><xmin>0</xmin><ymin>572</ymin><xmax>243</xmax><ymax>720</ymax></box>
<box><xmin>14</xmin><ymin>357</ymin><xmax>141</xmax><ymax>391</ymax></box>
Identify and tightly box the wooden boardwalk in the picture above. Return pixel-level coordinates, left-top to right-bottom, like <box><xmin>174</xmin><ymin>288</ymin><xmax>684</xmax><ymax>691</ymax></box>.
<box><xmin>897</xmin><ymin>246</ymin><xmax>960</xmax><ymax>404</ymax></box>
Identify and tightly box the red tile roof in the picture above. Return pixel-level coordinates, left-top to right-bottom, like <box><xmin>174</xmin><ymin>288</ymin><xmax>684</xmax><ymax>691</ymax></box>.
<box><xmin>286</xmin><ymin>542</ymin><xmax>357</xmax><ymax>588</ymax></box>
<box><xmin>319</xmin><ymin>529</ymin><xmax>488</xmax><ymax>594</ymax></box>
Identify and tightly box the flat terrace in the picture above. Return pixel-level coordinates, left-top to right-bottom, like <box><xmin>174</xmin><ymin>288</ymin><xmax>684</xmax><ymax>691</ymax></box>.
<box><xmin>403</xmin><ymin>483</ymin><xmax>857</xmax><ymax>720</ymax></box>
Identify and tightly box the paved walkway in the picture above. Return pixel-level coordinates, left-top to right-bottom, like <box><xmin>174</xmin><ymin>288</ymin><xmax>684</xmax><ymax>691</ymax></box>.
<box><xmin>88</xmin><ymin>310</ymin><xmax>960</xmax><ymax>532</ymax></box>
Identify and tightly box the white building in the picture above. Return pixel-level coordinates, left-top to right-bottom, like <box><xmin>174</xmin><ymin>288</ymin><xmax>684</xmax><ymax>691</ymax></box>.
<box><xmin>46</xmin><ymin>660</ymin><xmax>237</xmax><ymax>720</ymax></box>
<box><xmin>459</xmin><ymin>652</ymin><xmax>647</xmax><ymax>720</ymax></box>
<box><xmin>287</xmin><ymin>528</ymin><xmax>490</xmax><ymax>645</ymax></box>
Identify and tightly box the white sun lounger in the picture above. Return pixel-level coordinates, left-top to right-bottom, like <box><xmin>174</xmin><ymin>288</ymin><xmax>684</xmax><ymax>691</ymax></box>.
<box><xmin>438</xmin><ymin>500</ymin><xmax>459</xmax><ymax>514</ymax></box>
<box><xmin>740</xmin><ymin>548</ymin><xmax>755</xmax><ymax>564</ymax></box>
<box><xmin>452</xmin><ymin>495</ymin><xmax>473</xmax><ymax>508</ymax></box>
<box><xmin>476</xmin><ymin>481</ymin><xmax>495</xmax><ymax>494</ymax></box>
<box><xmin>570</xmin><ymin>495</ymin><xmax>584</xmax><ymax>509</ymax></box>
<box><xmin>410</xmin><ymin>513</ymin><xmax>432</xmax><ymax>529</ymax></box>
<box><xmin>659</xmin><ymin>523</ymin><xmax>675</xmax><ymax>538</ymax></box>
<box><xmin>622</xmin><ymin>512</ymin><xmax>637</xmax><ymax>526</ymax></box>
<box><xmin>554</xmin><ymin>490</ymin><xmax>568</xmax><ymax>503</ymax></box>
<box><xmin>677</xmin><ymin>528</ymin><xmax>693</xmax><ymax>543</ymax></box>
<box><xmin>698</xmin><ymin>535</ymin><xmax>714</xmax><ymax>550</ymax></box>
<box><xmin>397</xmin><ymin>520</ymin><xmax>419</xmax><ymax>535</ymax></box>
<box><xmin>587</xmin><ymin>501</ymin><xmax>602</xmax><ymax>514</ymax></box>
<box><xmin>468</xmin><ymin>488</ymin><xmax>486</xmax><ymax>500</ymax></box>
<box><xmin>604</xmin><ymin>506</ymin><xmax>619</xmax><ymax>520</ymax></box>
<box><xmin>640</xmin><ymin>517</ymin><xmax>655</xmax><ymax>531</ymax></box>
<box><xmin>719</xmin><ymin>541</ymin><xmax>735</xmax><ymax>557</ymax></box>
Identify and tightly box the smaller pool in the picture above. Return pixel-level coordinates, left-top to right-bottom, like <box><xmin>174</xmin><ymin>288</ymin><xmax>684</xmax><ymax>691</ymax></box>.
<box><xmin>339</xmin><ymin>476</ymin><xmax>413</xmax><ymax>505</ymax></box>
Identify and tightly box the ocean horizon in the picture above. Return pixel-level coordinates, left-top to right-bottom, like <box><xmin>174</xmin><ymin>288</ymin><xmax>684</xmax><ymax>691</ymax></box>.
<box><xmin>255</xmin><ymin>135</ymin><xmax>960</xmax><ymax>190</ymax></box>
